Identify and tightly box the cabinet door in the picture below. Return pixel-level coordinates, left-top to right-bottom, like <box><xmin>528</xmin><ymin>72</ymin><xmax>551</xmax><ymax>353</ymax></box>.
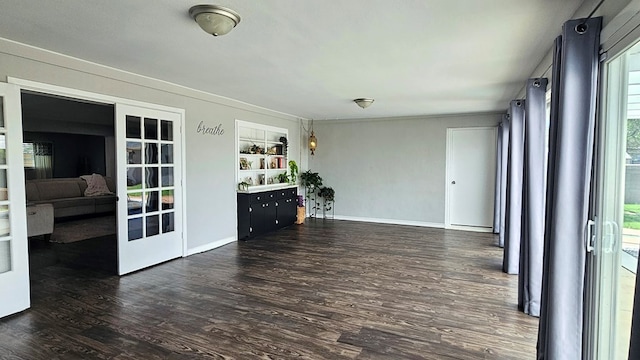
<box><xmin>237</xmin><ymin>194</ymin><xmax>251</xmax><ymax>239</ymax></box>
<box><xmin>280</xmin><ymin>197</ymin><xmax>297</xmax><ymax>226</ymax></box>
<box><xmin>264</xmin><ymin>201</ymin><xmax>278</xmax><ymax>232</ymax></box>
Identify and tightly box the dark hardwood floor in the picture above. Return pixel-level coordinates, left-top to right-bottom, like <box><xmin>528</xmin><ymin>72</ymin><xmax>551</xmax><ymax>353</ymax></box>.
<box><xmin>0</xmin><ymin>220</ymin><xmax>538</xmax><ymax>359</ymax></box>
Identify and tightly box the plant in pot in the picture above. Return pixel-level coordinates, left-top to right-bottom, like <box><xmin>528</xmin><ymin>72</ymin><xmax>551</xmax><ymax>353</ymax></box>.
<box><xmin>279</xmin><ymin>136</ymin><xmax>288</xmax><ymax>157</ymax></box>
<box><xmin>318</xmin><ymin>186</ymin><xmax>335</xmax><ymax>216</ymax></box>
<box><xmin>288</xmin><ymin>160</ymin><xmax>298</xmax><ymax>184</ymax></box>
<box><xmin>300</xmin><ymin>170</ymin><xmax>323</xmax><ymax>217</ymax></box>
<box><xmin>277</xmin><ymin>172</ymin><xmax>289</xmax><ymax>184</ymax></box>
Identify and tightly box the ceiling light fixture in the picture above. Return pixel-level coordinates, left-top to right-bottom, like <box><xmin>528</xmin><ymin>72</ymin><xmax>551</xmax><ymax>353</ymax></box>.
<box><xmin>354</xmin><ymin>98</ymin><xmax>375</xmax><ymax>109</ymax></box>
<box><xmin>189</xmin><ymin>5</ymin><xmax>241</xmax><ymax>36</ymax></box>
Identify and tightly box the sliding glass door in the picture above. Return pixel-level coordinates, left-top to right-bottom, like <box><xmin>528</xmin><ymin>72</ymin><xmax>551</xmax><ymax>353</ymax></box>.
<box><xmin>589</xmin><ymin>40</ymin><xmax>640</xmax><ymax>360</ymax></box>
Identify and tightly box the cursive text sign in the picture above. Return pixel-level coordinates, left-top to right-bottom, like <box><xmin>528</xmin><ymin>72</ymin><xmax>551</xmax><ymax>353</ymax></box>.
<box><xmin>197</xmin><ymin>121</ymin><xmax>225</xmax><ymax>136</ymax></box>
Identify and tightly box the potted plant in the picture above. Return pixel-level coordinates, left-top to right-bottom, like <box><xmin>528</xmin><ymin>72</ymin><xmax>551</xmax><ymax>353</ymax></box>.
<box><xmin>277</xmin><ymin>173</ymin><xmax>289</xmax><ymax>183</ymax></box>
<box><xmin>288</xmin><ymin>160</ymin><xmax>298</xmax><ymax>184</ymax></box>
<box><xmin>279</xmin><ymin>136</ymin><xmax>288</xmax><ymax>157</ymax></box>
<box><xmin>300</xmin><ymin>170</ymin><xmax>323</xmax><ymax>217</ymax></box>
<box><xmin>318</xmin><ymin>186</ymin><xmax>335</xmax><ymax>216</ymax></box>
<box><xmin>238</xmin><ymin>181</ymin><xmax>250</xmax><ymax>191</ymax></box>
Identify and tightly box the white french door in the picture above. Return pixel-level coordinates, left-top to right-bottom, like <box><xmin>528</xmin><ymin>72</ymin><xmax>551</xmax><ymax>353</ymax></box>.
<box><xmin>446</xmin><ymin>127</ymin><xmax>497</xmax><ymax>229</ymax></box>
<box><xmin>116</xmin><ymin>104</ymin><xmax>182</xmax><ymax>275</ymax></box>
<box><xmin>587</xmin><ymin>40</ymin><xmax>639</xmax><ymax>360</ymax></box>
<box><xmin>0</xmin><ymin>83</ymin><xmax>29</xmax><ymax>318</ymax></box>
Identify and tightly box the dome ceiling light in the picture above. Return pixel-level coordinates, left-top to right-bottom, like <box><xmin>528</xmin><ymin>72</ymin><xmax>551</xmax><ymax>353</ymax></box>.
<box><xmin>189</xmin><ymin>5</ymin><xmax>241</xmax><ymax>36</ymax></box>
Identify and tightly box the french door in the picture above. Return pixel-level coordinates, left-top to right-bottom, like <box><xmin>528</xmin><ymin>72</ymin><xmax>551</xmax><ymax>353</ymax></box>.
<box><xmin>116</xmin><ymin>104</ymin><xmax>182</xmax><ymax>275</ymax></box>
<box><xmin>0</xmin><ymin>82</ymin><xmax>29</xmax><ymax>318</ymax></box>
<box><xmin>588</xmin><ymin>40</ymin><xmax>639</xmax><ymax>360</ymax></box>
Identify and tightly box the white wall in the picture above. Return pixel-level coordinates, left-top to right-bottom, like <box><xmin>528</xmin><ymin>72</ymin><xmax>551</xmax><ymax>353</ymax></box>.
<box><xmin>308</xmin><ymin>113</ymin><xmax>500</xmax><ymax>226</ymax></box>
<box><xmin>0</xmin><ymin>38</ymin><xmax>303</xmax><ymax>252</ymax></box>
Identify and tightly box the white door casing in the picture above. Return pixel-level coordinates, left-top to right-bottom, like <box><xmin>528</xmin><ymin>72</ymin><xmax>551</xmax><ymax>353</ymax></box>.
<box><xmin>116</xmin><ymin>104</ymin><xmax>183</xmax><ymax>275</ymax></box>
<box><xmin>0</xmin><ymin>82</ymin><xmax>29</xmax><ymax>318</ymax></box>
<box><xmin>446</xmin><ymin>127</ymin><xmax>497</xmax><ymax>230</ymax></box>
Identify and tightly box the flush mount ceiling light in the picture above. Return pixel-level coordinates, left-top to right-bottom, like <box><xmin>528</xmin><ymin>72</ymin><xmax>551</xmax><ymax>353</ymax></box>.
<box><xmin>354</xmin><ymin>98</ymin><xmax>374</xmax><ymax>109</ymax></box>
<box><xmin>189</xmin><ymin>5</ymin><xmax>241</xmax><ymax>36</ymax></box>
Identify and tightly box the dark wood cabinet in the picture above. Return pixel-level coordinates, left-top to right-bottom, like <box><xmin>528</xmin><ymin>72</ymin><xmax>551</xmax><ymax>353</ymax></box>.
<box><xmin>237</xmin><ymin>187</ymin><xmax>297</xmax><ymax>240</ymax></box>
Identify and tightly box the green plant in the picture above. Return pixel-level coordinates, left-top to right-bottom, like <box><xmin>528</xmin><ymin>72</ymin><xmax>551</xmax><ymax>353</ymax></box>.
<box><xmin>277</xmin><ymin>173</ymin><xmax>289</xmax><ymax>183</ymax></box>
<box><xmin>288</xmin><ymin>160</ymin><xmax>298</xmax><ymax>184</ymax></box>
<box><xmin>279</xmin><ymin>136</ymin><xmax>288</xmax><ymax>156</ymax></box>
<box><xmin>300</xmin><ymin>170</ymin><xmax>323</xmax><ymax>191</ymax></box>
<box><xmin>318</xmin><ymin>187</ymin><xmax>335</xmax><ymax>202</ymax></box>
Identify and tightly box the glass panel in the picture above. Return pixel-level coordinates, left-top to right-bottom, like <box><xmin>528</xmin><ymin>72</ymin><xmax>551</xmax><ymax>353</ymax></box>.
<box><xmin>0</xmin><ymin>169</ymin><xmax>7</xmax><ymax>201</ymax></box>
<box><xmin>145</xmin><ymin>143</ymin><xmax>158</xmax><ymax>164</ymax></box>
<box><xmin>128</xmin><ymin>217</ymin><xmax>143</xmax><ymax>241</ymax></box>
<box><xmin>161</xmin><ymin>167</ymin><xmax>173</xmax><ymax>187</ymax></box>
<box><xmin>162</xmin><ymin>212</ymin><xmax>174</xmax><ymax>233</ymax></box>
<box><xmin>0</xmin><ymin>205</ymin><xmax>9</xmax><ymax>237</ymax></box>
<box><xmin>126</xmin><ymin>115</ymin><xmax>141</xmax><ymax>139</ymax></box>
<box><xmin>161</xmin><ymin>120</ymin><xmax>173</xmax><ymax>141</ymax></box>
<box><xmin>145</xmin><ymin>191</ymin><xmax>159</xmax><ymax>213</ymax></box>
<box><xmin>0</xmin><ymin>241</ymin><xmax>10</xmax><ymax>274</ymax></box>
<box><xmin>145</xmin><ymin>167</ymin><xmax>158</xmax><ymax>188</ymax></box>
<box><xmin>162</xmin><ymin>190</ymin><xmax>174</xmax><ymax>210</ymax></box>
<box><xmin>146</xmin><ymin>215</ymin><xmax>160</xmax><ymax>237</ymax></box>
<box><xmin>144</xmin><ymin>118</ymin><xmax>158</xmax><ymax>140</ymax></box>
<box><xmin>0</xmin><ymin>97</ymin><xmax>4</xmax><ymax>128</ymax></box>
<box><xmin>127</xmin><ymin>192</ymin><xmax>143</xmax><ymax>215</ymax></box>
<box><xmin>0</xmin><ymin>135</ymin><xmax>6</xmax><ymax>165</ymax></box>
<box><xmin>161</xmin><ymin>144</ymin><xmax>173</xmax><ymax>164</ymax></box>
<box><xmin>127</xmin><ymin>142</ymin><xmax>142</xmax><ymax>164</ymax></box>
<box><xmin>126</xmin><ymin>168</ymin><xmax>142</xmax><ymax>190</ymax></box>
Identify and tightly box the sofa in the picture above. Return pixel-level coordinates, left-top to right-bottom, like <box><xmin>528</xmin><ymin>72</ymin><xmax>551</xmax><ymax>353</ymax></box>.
<box><xmin>26</xmin><ymin>176</ymin><xmax>117</xmax><ymax>219</ymax></box>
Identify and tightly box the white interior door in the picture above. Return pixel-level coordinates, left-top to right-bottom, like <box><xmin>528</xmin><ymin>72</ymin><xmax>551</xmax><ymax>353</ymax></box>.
<box><xmin>116</xmin><ymin>104</ymin><xmax>182</xmax><ymax>275</ymax></box>
<box><xmin>0</xmin><ymin>83</ymin><xmax>29</xmax><ymax>318</ymax></box>
<box><xmin>447</xmin><ymin>127</ymin><xmax>497</xmax><ymax>228</ymax></box>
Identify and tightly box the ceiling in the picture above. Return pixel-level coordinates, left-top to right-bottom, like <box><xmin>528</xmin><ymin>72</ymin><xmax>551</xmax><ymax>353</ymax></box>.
<box><xmin>0</xmin><ymin>1</ymin><xmax>585</xmax><ymax>120</ymax></box>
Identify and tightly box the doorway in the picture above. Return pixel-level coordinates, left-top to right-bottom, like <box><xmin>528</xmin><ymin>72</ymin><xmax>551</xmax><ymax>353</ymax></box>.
<box><xmin>446</xmin><ymin>127</ymin><xmax>497</xmax><ymax>231</ymax></box>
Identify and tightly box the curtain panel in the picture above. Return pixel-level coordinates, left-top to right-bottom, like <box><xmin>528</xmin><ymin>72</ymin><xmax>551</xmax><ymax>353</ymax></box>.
<box><xmin>518</xmin><ymin>78</ymin><xmax>548</xmax><ymax>317</ymax></box>
<box><xmin>503</xmin><ymin>100</ymin><xmax>525</xmax><ymax>274</ymax></box>
<box><xmin>537</xmin><ymin>17</ymin><xmax>602</xmax><ymax>360</ymax></box>
<box><xmin>498</xmin><ymin>115</ymin><xmax>510</xmax><ymax>247</ymax></box>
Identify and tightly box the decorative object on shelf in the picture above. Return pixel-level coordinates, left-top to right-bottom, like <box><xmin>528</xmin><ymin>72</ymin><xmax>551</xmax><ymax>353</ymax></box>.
<box><xmin>260</xmin><ymin>158</ymin><xmax>265</xmax><ymax>169</ymax></box>
<box><xmin>279</xmin><ymin>136</ymin><xmax>288</xmax><ymax>157</ymax></box>
<box><xmin>277</xmin><ymin>173</ymin><xmax>289</xmax><ymax>184</ymax></box>
<box><xmin>238</xmin><ymin>181</ymin><xmax>250</xmax><ymax>191</ymax></box>
<box><xmin>239</xmin><ymin>157</ymin><xmax>252</xmax><ymax>170</ymax></box>
<box><xmin>270</xmin><ymin>158</ymin><xmax>277</xmax><ymax>169</ymax></box>
<box><xmin>245</xmin><ymin>177</ymin><xmax>253</xmax><ymax>185</ymax></box>
<box><xmin>354</xmin><ymin>98</ymin><xmax>375</xmax><ymax>109</ymax></box>
<box><xmin>258</xmin><ymin>174</ymin><xmax>265</xmax><ymax>185</ymax></box>
<box><xmin>309</xmin><ymin>120</ymin><xmax>317</xmax><ymax>155</ymax></box>
<box><xmin>189</xmin><ymin>5</ymin><xmax>241</xmax><ymax>37</ymax></box>
<box><xmin>267</xmin><ymin>177</ymin><xmax>274</xmax><ymax>184</ymax></box>
<box><xmin>288</xmin><ymin>160</ymin><xmax>298</xmax><ymax>184</ymax></box>
<box><xmin>250</xmin><ymin>144</ymin><xmax>264</xmax><ymax>154</ymax></box>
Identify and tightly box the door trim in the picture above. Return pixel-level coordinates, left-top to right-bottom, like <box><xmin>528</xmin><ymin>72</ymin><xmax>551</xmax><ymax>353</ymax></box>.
<box><xmin>445</xmin><ymin>126</ymin><xmax>497</xmax><ymax>229</ymax></box>
<box><xmin>6</xmin><ymin>77</ymin><xmax>188</xmax><ymax>258</ymax></box>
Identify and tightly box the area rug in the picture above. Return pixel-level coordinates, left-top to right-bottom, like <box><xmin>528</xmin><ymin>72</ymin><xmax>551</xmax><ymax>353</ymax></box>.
<box><xmin>50</xmin><ymin>215</ymin><xmax>116</xmax><ymax>244</ymax></box>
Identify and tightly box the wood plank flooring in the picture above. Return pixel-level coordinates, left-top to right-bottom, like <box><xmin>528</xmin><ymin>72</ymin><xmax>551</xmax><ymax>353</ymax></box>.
<box><xmin>0</xmin><ymin>220</ymin><xmax>539</xmax><ymax>359</ymax></box>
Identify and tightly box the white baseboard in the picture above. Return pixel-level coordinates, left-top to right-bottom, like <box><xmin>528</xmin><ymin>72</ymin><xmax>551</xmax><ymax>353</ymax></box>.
<box><xmin>325</xmin><ymin>215</ymin><xmax>445</xmax><ymax>229</ymax></box>
<box><xmin>186</xmin><ymin>236</ymin><xmax>236</xmax><ymax>256</ymax></box>
<box><xmin>446</xmin><ymin>224</ymin><xmax>494</xmax><ymax>233</ymax></box>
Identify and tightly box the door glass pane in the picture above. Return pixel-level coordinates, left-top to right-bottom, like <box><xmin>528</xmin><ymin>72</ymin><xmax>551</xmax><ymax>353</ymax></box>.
<box><xmin>0</xmin><ymin>97</ymin><xmax>4</xmax><ymax>128</ymax></box>
<box><xmin>162</xmin><ymin>190</ymin><xmax>174</xmax><ymax>210</ymax></box>
<box><xmin>127</xmin><ymin>142</ymin><xmax>142</xmax><ymax>164</ymax></box>
<box><xmin>146</xmin><ymin>215</ymin><xmax>159</xmax><ymax>237</ymax></box>
<box><xmin>144</xmin><ymin>118</ymin><xmax>158</xmax><ymax>140</ymax></box>
<box><xmin>161</xmin><ymin>144</ymin><xmax>173</xmax><ymax>164</ymax></box>
<box><xmin>161</xmin><ymin>120</ymin><xmax>173</xmax><ymax>141</ymax></box>
<box><xmin>161</xmin><ymin>167</ymin><xmax>173</xmax><ymax>187</ymax></box>
<box><xmin>162</xmin><ymin>212</ymin><xmax>174</xmax><ymax>233</ymax></box>
<box><xmin>0</xmin><ymin>241</ymin><xmax>10</xmax><ymax>273</ymax></box>
<box><xmin>0</xmin><ymin>169</ymin><xmax>7</xmax><ymax>201</ymax></box>
<box><xmin>145</xmin><ymin>191</ymin><xmax>159</xmax><ymax>213</ymax></box>
<box><xmin>128</xmin><ymin>217</ymin><xmax>143</xmax><ymax>241</ymax></box>
<box><xmin>0</xmin><ymin>135</ymin><xmax>6</xmax><ymax>165</ymax></box>
<box><xmin>127</xmin><ymin>168</ymin><xmax>142</xmax><ymax>190</ymax></box>
<box><xmin>126</xmin><ymin>116</ymin><xmax>141</xmax><ymax>139</ymax></box>
<box><xmin>145</xmin><ymin>167</ymin><xmax>158</xmax><ymax>188</ymax></box>
<box><xmin>145</xmin><ymin>143</ymin><xmax>158</xmax><ymax>164</ymax></box>
<box><xmin>0</xmin><ymin>205</ymin><xmax>9</xmax><ymax>237</ymax></box>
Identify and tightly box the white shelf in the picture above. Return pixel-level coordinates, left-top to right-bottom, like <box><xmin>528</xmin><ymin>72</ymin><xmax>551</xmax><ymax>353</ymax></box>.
<box><xmin>236</xmin><ymin>120</ymin><xmax>289</xmax><ymax>190</ymax></box>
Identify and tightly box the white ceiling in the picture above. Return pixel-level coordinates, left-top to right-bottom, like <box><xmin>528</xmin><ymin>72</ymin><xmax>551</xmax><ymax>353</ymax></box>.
<box><xmin>0</xmin><ymin>0</ymin><xmax>584</xmax><ymax>120</ymax></box>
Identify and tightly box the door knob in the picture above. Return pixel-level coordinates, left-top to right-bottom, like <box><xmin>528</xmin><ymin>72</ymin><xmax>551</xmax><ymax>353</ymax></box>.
<box><xmin>451</xmin><ymin>181</ymin><xmax>456</xmax><ymax>184</ymax></box>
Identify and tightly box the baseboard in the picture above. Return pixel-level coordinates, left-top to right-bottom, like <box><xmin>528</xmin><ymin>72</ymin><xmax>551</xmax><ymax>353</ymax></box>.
<box><xmin>446</xmin><ymin>225</ymin><xmax>494</xmax><ymax>233</ymax></box>
<box><xmin>186</xmin><ymin>236</ymin><xmax>235</xmax><ymax>256</ymax></box>
<box><xmin>326</xmin><ymin>215</ymin><xmax>445</xmax><ymax>229</ymax></box>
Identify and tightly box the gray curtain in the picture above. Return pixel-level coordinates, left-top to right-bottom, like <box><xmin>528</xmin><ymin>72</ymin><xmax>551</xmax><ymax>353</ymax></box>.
<box><xmin>537</xmin><ymin>17</ymin><xmax>601</xmax><ymax>360</ymax></box>
<box><xmin>503</xmin><ymin>100</ymin><xmax>525</xmax><ymax>274</ymax></box>
<box><xmin>498</xmin><ymin>115</ymin><xmax>510</xmax><ymax>247</ymax></box>
<box><xmin>518</xmin><ymin>78</ymin><xmax>548</xmax><ymax>317</ymax></box>
<box><xmin>493</xmin><ymin>123</ymin><xmax>502</xmax><ymax>234</ymax></box>
<box><xmin>630</xmin><ymin>257</ymin><xmax>640</xmax><ymax>359</ymax></box>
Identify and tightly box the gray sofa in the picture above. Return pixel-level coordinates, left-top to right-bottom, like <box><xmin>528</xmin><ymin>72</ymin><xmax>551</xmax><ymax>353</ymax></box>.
<box><xmin>26</xmin><ymin>177</ymin><xmax>117</xmax><ymax>219</ymax></box>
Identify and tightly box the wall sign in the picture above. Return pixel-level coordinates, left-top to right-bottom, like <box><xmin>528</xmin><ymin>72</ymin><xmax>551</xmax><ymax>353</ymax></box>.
<box><xmin>196</xmin><ymin>121</ymin><xmax>225</xmax><ymax>136</ymax></box>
